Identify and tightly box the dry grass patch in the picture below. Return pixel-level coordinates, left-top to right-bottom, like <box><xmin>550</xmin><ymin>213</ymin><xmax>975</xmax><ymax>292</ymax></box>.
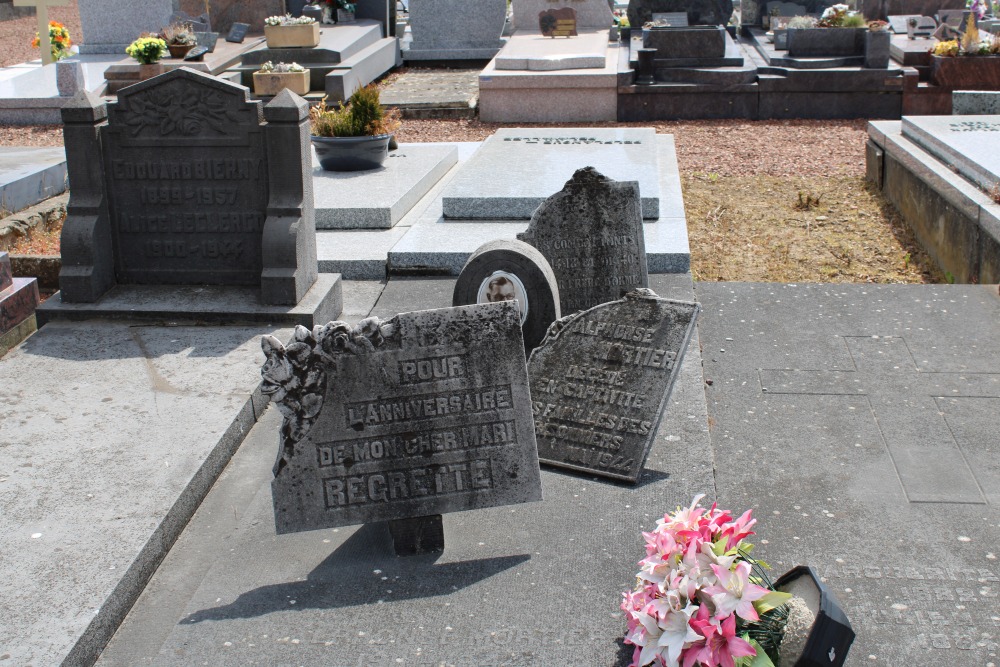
<box><xmin>684</xmin><ymin>173</ymin><xmax>943</xmax><ymax>284</ymax></box>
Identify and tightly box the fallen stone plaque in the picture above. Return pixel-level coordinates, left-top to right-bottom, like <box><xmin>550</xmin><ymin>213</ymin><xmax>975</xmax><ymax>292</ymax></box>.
<box><xmin>452</xmin><ymin>238</ymin><xmax>561</xmax><ymax>351</ymax></box>
<box><xmin>441</xmin><ymin>127</ymin><xmax>661</xmax><ymax>220</ymax></box>
<box><xmin>528</xmin><ymin>289</ymin><xmax>699</xmax><ymax>482</ymax></box>
<box><xmin>518</xmin><ymin>167</ymin><xmax>648</xmax><ymax>314</ymax></box>
<box><xmin>262</xmin><ymin>302</ymin><xmax>543</xmax><ymax>537</ymax></box>
<box><xmin>226</xmin><ymin>22</ymin><xmax>250</xmax><ymax>43</ymax></box>
<box><xmin>540</xmin><ymin>7</ymin><xmax>578</xmax><ymax>37</ymax></box>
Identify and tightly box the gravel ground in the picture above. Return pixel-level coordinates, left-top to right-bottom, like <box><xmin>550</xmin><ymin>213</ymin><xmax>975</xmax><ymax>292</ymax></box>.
<box><xmin>0</xmin><ymin>0</ymin><xmax>82</xmax><ymax>68</ymax></box>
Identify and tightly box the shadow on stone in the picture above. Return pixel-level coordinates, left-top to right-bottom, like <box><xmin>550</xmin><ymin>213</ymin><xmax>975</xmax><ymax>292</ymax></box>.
<box><xmin>179</xmin><ymin>523</ymin><xmax>532</xmax><ymax>622</ymax></box>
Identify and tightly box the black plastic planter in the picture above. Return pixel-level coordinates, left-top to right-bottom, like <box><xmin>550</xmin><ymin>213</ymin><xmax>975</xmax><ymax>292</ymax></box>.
<box><xmin>311</xmin><ymin>134</ymin><xmax>392</xmax><ymax>171</ymax></box>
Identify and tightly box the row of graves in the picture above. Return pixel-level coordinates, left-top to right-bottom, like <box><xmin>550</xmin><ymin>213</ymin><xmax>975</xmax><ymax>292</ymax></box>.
<box><xmin>0</xmin><ymin>0</ymin><xmax>398</xmax><ymax>124</ymax></box>
<box><xmin>454</xmin><ymin>0</ymin><xmax>1000</xmax><ymax>120</ymax></box>
<box><xmin>1</xmin><ymin>61</ymin><xmax>866</xmax><ymax>666</ymax></box>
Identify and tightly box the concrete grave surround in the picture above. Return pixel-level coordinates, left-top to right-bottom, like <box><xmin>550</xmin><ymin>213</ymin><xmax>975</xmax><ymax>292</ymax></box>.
<box><xmin>262</xmin><ymin>301</ymin><xmax>543</xmax><ymax>533</ymax></box>
<box><xmin>312</xmin><ymin>144</ymin><xmax>458</xmax><ymax>229</ymax></box>
<box><xmin>0</xmin><ymin>146</ymin><xmax>66</xmax><ymax>215</ymax></box>
<box><xmin>528</xmin><ymin>288</ymin><xmax>699</xmax><ymax>482</ymax></box>
<box><xmin>46</xmin><ymin>70</ymin><xmax>333</xmax><ymax>325</ymax></box>
<box><xmin>513</xmin><ymin>0</ymin><xmax>613</xmax><ymax>29</ymax></box>
<box><xmin>77</xmin><ymin>0</ymin><xmax>175</xmax><ymax>54</ymax></box>
<box><xmin>452</xmin><ymin>238</ymin><xmax>561</xmax><ymax>351</ymax></box>
<box><xmin>517</xmin><ymin>167</ymin><xmax>649</xmax><ymax>314</ymax></box>
<box><xmin>901</xmin><ymin>115</ymin><xmax>1000</xmax><ymax>192</ymax></box>
<box><xmin>441</xmin><ymin>127</ymin><xmax>661</xmax><ymax>220</ymax></box>
<box><xmin>405</xmin><ymin>0</ymin><xmax>507</xmax><ymax>60</ymax></box>
<box><xmin>493</xmin><ymin>29</ymin><xmax>610</xmax><ymax>70</ymax></box>
<box><xmin>0</xmin><ymin>250</ymin><xmax>39</xmax><ymax>336</ymax></box>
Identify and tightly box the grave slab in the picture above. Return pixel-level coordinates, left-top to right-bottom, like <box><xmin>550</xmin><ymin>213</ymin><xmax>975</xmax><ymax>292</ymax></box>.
<box><xmin>696</xmin><ymin>282</ymin><xmax>1000</xmax><ymax>665</ymax></box>
<box><xmin>901</xmin><ymin>115</ymin><xmax>1000</xmax><ymax>192</ymax></box>
<box><xmin>313</xmin><ymin>144</ymin><xmax>458</xmax><ymax>229</ymax></box>
<box><xmin>441</xmin><ymin>127</ymin><xmax>661</xmax><ymax>220</ymax></box>
<box><xmin>379</xmin><ymin>69</ymin><xmax>481</xmax><ymax>119</ymax></box>
<box><xmin>493</xmin><ymin>29</ymin><xmax>610</xmax><ymax>71</ymax></box>
<box><xmin>0</xmin><ymin>146</ymin><xmax>67</xmax><ymax>214</ymax></box>
<box><xmin>0</xmin><ymin>320</ymin><xmax>290</xmax><ymax>666</ymax></box>
<box><xmin>96</xmin><ymin>274</ymin><xmax>715</xmax><ymax>667</ymax></box>
<box><xmin>36</xmin><ymin>276</ymin><xmax>343</xmax><ymax>328</ymax></box>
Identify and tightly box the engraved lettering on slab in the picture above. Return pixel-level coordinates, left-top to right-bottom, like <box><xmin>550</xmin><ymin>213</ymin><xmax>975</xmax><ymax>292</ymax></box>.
<box><xmin>102</xmin><ymin>71</ymin><xmax>267</xmax><ymax>286</ymax></box>
<box><xmin>518</xmin><ymin>167</ymin><xmax>648</xmax><ymax>315</ymax></box>
<box><xmin>949</xmin><ymin>120</ymin><xmax>1000</xmax><ymax>132</ymax></box>
<box><xmin>262</xmin><ymin>302</ymin><xmax>543</xmax><ymax>532</ymax></box>
<box><xmin>527</xmin><ymin>289</ymin><xmax>699</xmax><ymax>482</ymax></box>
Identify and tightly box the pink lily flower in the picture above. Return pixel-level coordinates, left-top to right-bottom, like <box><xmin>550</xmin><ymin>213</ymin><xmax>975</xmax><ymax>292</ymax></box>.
<box><xmin>704</xmin><ymin>613</ymin><xmax>757</xmax><ymax>667</ymax></box>
<box><xmin>704</xmin><ymin>562</ymin><xmax>769</xmax><ymax>622</ymax></box>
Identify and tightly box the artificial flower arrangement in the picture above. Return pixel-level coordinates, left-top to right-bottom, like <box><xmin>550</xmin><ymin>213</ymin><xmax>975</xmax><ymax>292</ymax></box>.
<box><xmin>621</xmin><ymin>495</ymin><xmax>792</xmax><ymax>667</ymax></box>
<box><xmin>125</xmin><ymin>34</ymin><xmax>168</xmax><ymax>65</ymax></box>
<box><xmin>264</xmin><ymin>14</ymin><xmax>318</xmax><ymax>26</ymax></box>
<box><xmin>930</xmin><ymin>14</ymin><xmax>1000</xmax><ymax>56</ymax></box>
<box><xmin>31</xmin><ymin>20</ymin><xmax>73</xmax><ymax>61</ymax></box>
<box><xmin>816</xmin><ymin>4</ymin><xmax>867</xmax><ymax>28</ymax></box>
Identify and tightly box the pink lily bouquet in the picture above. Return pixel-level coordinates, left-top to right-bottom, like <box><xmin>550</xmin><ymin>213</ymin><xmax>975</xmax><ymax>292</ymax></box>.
<box><xmin>622</xmin><ymin>495</ymin><xmax>791</xmax><ymax>667</ymax></box>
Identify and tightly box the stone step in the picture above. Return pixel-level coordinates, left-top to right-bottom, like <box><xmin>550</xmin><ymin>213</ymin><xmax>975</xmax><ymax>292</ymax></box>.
<box><xmin>0</xmin><ymin>147</ymin><xmax>67</xmax><ymax>216</ymax></box>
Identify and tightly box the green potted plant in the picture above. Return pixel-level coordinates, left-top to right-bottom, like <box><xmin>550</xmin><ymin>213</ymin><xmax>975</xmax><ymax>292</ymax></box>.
<box><xmin>162</xmin><ymin>22</ymin><xmax>197</xmax><ymax>58</ymax></box>
<box><xmin>309</xmin><ymin>85</ymin><xmax>401</xmax><ymax>171</ymax></box>
<box><xmin>263</xmin><ymin>14</ymin><xmax>320</xmax><ymax>49</ymax></box>
<box><xmin>253</xmin><ymin>60</ymin><xmax>310</xmax><ymax>96</ymax></box>
<box><xmin>125</xmin><ymin>34</ymin><xmax>167</xmax><ymax>80</ymax></box>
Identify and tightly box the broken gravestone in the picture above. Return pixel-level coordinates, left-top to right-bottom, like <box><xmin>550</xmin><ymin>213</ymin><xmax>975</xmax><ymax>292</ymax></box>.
<box><xmin>517</xmin><ymin>167</ymin><xmax>648</xmax><ymax>315</ymax></box>
<box><xmin>261</xmin><ymin>302</ymin><xmax>543</xmax><ymax>554</ymax></box>
<box><xmin>527</xmin><ymin>289</ymin><xmax>699</xmax><ymax>483</ymax></box>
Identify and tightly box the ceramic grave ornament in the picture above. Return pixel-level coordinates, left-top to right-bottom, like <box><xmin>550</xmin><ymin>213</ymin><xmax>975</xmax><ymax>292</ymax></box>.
<box><xmin>527</xmin><ymin>289</ymin><xmax>699</xmax><ymax>482</ymax></box>
<box><xmin>517</xmin><ymin>166</ymin><xmax>648</xmax><ymax>315</ymax></box>
<box><xmin>262</xmin><ymin>302</ymin><xmax>543</xmax><ymax>554</ymax></box>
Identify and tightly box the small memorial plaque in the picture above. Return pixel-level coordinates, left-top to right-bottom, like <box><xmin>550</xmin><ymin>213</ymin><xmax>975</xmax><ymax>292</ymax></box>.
<box><xmin>517</xmin><ymin>167</ymin><xmax>648</xmax><ymax>315</ymax></box>
<box><xmin>539</xmin><ymin>8</ymin><xmax>578</xmax><ymax>37</ymax></box>
<box><xmin>226</xmin><ymin>22</ymin><xmax>250</xmax><ymax>43</ymax></box>
<box><xmin>528</xmin><ymin>289</ymin><xmax>699</xmax><ymax>482</ymax></box>
<box><xmin>183</xmin><ymin>45</ymin><xmax>209</xmax><ymax>61</ymax></box>
<box><xmin>262</xmin><ymin>302</ymin><xmax>544</xmax><ymax>533</ymax></box>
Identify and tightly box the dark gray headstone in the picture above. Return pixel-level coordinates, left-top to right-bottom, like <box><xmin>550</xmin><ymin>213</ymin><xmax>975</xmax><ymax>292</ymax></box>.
<box><xmin>517</xmin><ymin>167</ymin><xmax>648</xmax><ymax>315</ymax></box>
<box><xmin>183</xmin><ymin>45</ymin><xmax>208</xmax><ymax>61</ymax></box>
<box><xmin>527</xmin><ymin>289</ymin><xmax>699</xmax><ymax>482</ymax></box>
<box><xmin>452</xmin><ymin>239</ymin><xmax>561</xmax><ymax>352</ymax></box>
<box><xmin>0</xmin><ymin>251</ymin><xmax>12</xmax><ymax>292</ymax></box>
<box><xmin>629</xmin><ymin>0</ymin><xmax>735</xmax><ymax>27</ymax></box>
<box><xmin>356</xmin><ymin>0</ymin><xmax>397</xmax><ymax>36</ymax></box>
<box><xmin>58</xmin><ymin>69</ymin><xmax>320</xmax><ymax>310</ymax></box>
<box><xmin>226</xmin><ymin>22</ymin><xmax>249</xmax><ymax>42</ymax></box>
<box><xmin>261</xmin><ymin>302</ymin><xmax>544</xmax><ymax>535</ymax></box>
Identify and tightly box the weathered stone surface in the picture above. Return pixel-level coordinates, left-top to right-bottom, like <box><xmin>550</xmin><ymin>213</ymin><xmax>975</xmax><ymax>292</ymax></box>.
<box><xmin>628</xmin><ymin>0</ymin><xmax>735</xmax><ymax>28</ymax></box>
<box><xmin>452</xmin><ymin>239</ymin><xmax>561</xmax><ymax>351</ymax></box>
<box><xmin>77</xmin><ymin>0</ymin><xmax>174</xmax><ymax>53</ymax></box>
<box><xmin>513</xmin><ymin>0</ymin><xmax>613</xmax><ymax>29</ymax></box>
<box><xmin>527</xmin><ymin>288</ymin><xmax>699</xmax><ymax>482</ymax></box>
<box><xmin>262</xmin><ymin>302</ymin><xmax>543</xmax><ymax>534</ymax></box>
<box><xmin>406</xmin><ymin>0</ymin><xmax>506</xmax><ymax>59</ymax></box>
<box><xmin>57</xmin><ymin>70</ymin><xmax>321</xmax><ymax>311</ymax></box>
<box><xmin>517</xmin><ymin>167</ymin><xmax>648</xmax><ymax>314</ymax></box>
<box><xmin>0</xmin><ymin>251</ymin><xmax>11</xmax><ymax>291</ymax></box>
<box><xmin>0</xmin><ymin>276</ymin><xmax>39</xmax><ymax>334</ymax></box>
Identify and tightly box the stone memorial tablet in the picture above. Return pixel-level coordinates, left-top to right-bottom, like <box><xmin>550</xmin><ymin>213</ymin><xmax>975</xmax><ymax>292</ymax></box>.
<box><xmin>453</xmin><ymin>239</ymin><xmax>561</xmax><ymax>351</ymax></box>
<box><xmin>540</xmin><ymin>7</ymin><xmax>578</xmax><ymax>36</ymax></box>
<box><xmin>527</xmin><ymin>289</ymin><xmax>699</xmax><ymax>482</ymax></box>
<box><xmin>226</xmin><ymin>22</ymin><xmax>250</xmax><ymax>43</ymax></box>
<box><xmin>261</xmin><ymin>302</ymin><xmax>544</xmax><ymax>535</ymax></box>
<box><xmin>183</xmin><ymin>45</ymin><xmax>209</xmax><ymax>61</ymax></box>
<box><xmin>517</xmin><ymin>167</ymin><xmax>648</xmax><ymax>314</ymax></box>
<box><xmin>441</xmin><ymin>127</ymin><xmax>661</xmax><ymax>220</ymax></box>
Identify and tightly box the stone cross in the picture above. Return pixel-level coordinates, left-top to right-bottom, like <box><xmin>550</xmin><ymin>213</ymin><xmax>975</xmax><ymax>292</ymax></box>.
<box><xmin>759</xmin><ymin>335</ymin><xmax>1000</xmax><ymax>505</ymax></box>
<box><xmin>14</xmin><ymin>0</ymin><xmax>70</xmax><ymax>66</ymax></box>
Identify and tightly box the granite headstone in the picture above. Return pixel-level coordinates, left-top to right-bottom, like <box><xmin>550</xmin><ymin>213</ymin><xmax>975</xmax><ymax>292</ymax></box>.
<box><xmin>514</xmin><ymin>0</ymin><xmax>613</xmax><ymax>29</ymax></box>
<box><xmin>406</xmin><ymin>0</ymin><xmax>506</xmax><ymax>59</ymax></box>
<box><xmin>77</xmin><ymin>0</ymin><xmax>174</xmax><ymax>53</ymax></box>
<box><xmin>629</xmin><ymin>0</ymin><xmax>735</xmax><ymax>28</ymax></box>
<box><xmin>177</xmin><ymin>0</ymin><xmax>284</xmax><ymax>34</ymax></box>
<box><xmin>52</xmin><ymin>69</ymin><xmax>329</xmax><ymax>321</ymax></box>
<box><xmin>527</xmin><ymin>289</ymin><xmax>699</xmax><ymax>482</ymax></box>
<box><xmin>517</xmin><ymin>167</ymin><xmax>648</xmax><ymax>314</ymax></box>
<box><xmin>452</xmin><ymin>239</ymin><xmax>561</xmax><ymax>351</ymax></box>
<box><xmin>261</xmin><ymin>302</ymin><xmax>544</xmax><ymax>538</ymax></box>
